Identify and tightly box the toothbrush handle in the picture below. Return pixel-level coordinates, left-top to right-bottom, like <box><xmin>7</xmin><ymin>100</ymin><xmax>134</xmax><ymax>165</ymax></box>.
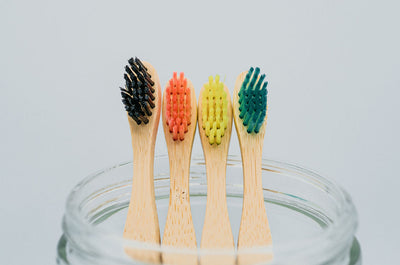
<box><xmin>241</xmin><ymin>145</ymin><xmax>264</xmax><ymax>199</ymax></box>
<box><xmin>162</xmin><ymin>145</ymin><xmax>197</xmax><ymax>265</ymax></box>
<box><xmin>200</xmin><ymin>154</ymin><xmax>235</xmax><ymax>265</ymax></box>
<box><xmin>123</xmin><ymin>134</ymin><xmax>161</xmax><ymax>263</ymax></box>
<box><xmin>237</xmin><ymin>145</ymin><xmax>273</xmax><ymax>265</ymax></box>
<box><xmin>168</xmin><ymin>148</ymin><xmax>191</xmax><ymax>198</ymax></box>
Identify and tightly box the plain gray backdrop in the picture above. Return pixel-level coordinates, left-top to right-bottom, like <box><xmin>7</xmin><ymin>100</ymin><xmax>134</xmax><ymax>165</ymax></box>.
<box><xmin>1</xmin><ymin>0</ymin><xmax>399</xmax><ymax>264</ymax></box>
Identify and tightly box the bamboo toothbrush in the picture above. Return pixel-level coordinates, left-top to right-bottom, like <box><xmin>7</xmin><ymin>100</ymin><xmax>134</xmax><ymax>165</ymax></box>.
<box><xmin>120</xmin><ymin>57</ymin><xmax>161</xmax><ymax>264</ymax></box>
<box><xmin>233</xmin><ymin>67</ymin><xmax>273</xmax><ymax>265</ymax></box>
<box><xmin>198</xmin><ymin>75</ymin><xmax>235</xmax><ymax>265</ymax></box>
<box><xmin>162</xmin><ymin>72</ymin><xmax>198</xmax><ymax>265</ymax></box>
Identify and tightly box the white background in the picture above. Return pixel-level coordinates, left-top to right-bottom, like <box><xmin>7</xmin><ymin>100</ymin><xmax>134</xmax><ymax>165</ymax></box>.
<box><xmin>1</xmin><ymin>0</ymin><xmax>399</xmax><ymax>264</ymax></box>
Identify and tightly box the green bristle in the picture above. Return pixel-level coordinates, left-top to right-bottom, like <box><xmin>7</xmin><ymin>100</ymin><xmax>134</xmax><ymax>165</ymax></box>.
<box><xmin>247</xmin><ymin>118</ymin><xmax>256</xmax><ymax>133</ymax></box>
<box><xmin>243</xmin><ymin>112</ymin><xmax>251</xmax><ymax>126</ymax></box>
<box><xmin>254</xmin><ymin>109</ymin><xmax>266</xmax><ymax>133</ymax></box>
<box><xmin>238</xmin><ymin>67</ymin><xmax>268</xmax><ymax>134</ymax></box>
<box><xmin>238</xmin><ymin>67</ymin><xmax>254</xmax><ymax>98</ymax></box>
<box><xmin>248</xmin><ymin>67</ymin><xmax>260</xmax><ymax>88</ymax></box>
<box><xmin>255</xmin><ymin>74</ymin><xmax>265</xmax><ymax>90</ymax></box>
<box><xmin>238</xmin><ymin>91</ymin><xmax>244</xmax><ymax>105</ymax></box>
<box><xmin>239</xmin><ymin>108</ymin><xmax>246</xmax><ymax>119</ymax></box>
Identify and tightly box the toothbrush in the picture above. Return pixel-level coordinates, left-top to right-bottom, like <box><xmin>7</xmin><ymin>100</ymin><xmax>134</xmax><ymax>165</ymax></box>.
<box><xmin>120</xmin><ymin>57</ymin><xmax>161</xmax><ymax>264</ymax></box>
<box><xmin>198</xmin><ymin>75</ymin><xmax>235</xmax><ymax>265</ymax></box>
<box><xmin>233</xmin><ymin>67</ymin><xmax>273</xmax><ymax>265</ymax></box>
<box><xmin>162</xmin><ymin>72</ymin><xmax>198</xmax><ymax>265</ymax></box>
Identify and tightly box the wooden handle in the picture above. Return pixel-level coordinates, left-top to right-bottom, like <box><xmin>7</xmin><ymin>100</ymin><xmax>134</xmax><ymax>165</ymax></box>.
<box><xmin>167</xmin><ymin>143</ymin><xmax>192</xmax><ymax>196</ymax></box>
<box><xmin>123</xmin><ymin>121</ymin><xmax>162</xmax><ymax>264</ymax></box>
<box><xmin>241</xmin><ymin>144</ymin><xmax>264</xmax><ymax>200</ymax></box>
<box><xmin>200</xmin><ymin>154</ymin><xmax>235</xmax><ymax>265</ymax></box>
<box><xmin>237</xmin><ymin>143</ymin><xmax>273</xmax><ymax>265</ymax></box>
<box><xmin>162</xmin><ymin>143</ymin><xmax>197</xmax><ymax>265</ymax></box>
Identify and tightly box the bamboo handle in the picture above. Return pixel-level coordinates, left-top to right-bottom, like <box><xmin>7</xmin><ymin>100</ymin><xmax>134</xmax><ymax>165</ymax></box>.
<box><xmin>168</xmin><ymin>148</ymin><xmax>191</xmax><ymax>196</ymax></box>
<box><xmin>162</xmin><ymin>145</ymin><xmax>197</xmax><ymax>265</ymax></box>
<box><xmin>205</xmin><ymin>158</ymin><xmax>227</xmax><ymax>202</ymax></box>
<box><xmin>237</xmin><ymin>145</ymin><xmax>272</xmax><ymax>265</ymax></box>
<box><xmin>123</xmin><ymin>128</ymin><xmax>161</xmax><ymax>264</ymax></box>
<box><xmin>200</xmin><ymin>156</ymin><xmax>235</xmax><ymax>265</ymax></box>
<box><xmin>241</xmin><ymin>146</ymin><xmax>264</xmax><ymax>199</ymax></box>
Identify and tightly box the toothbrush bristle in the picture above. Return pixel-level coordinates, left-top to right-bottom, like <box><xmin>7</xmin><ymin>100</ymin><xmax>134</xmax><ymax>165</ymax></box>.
<box><xmin>120</xmin><ymin>57</ymin><xmax>156</xmax><ymax>125</ymax></box>
<box><xmin>238</xmin><ymin>67</ymin><xmax>268</xmax><ymax>134</ymax></box>
<box><xmin>165</xmin><ymin>72</ymin><xmax>191</xmax><ymax>141</ymax></box>
<box><xmin>201</xmin><ymin>75</ymin><xmax>228</xmax><ymax>145</ymax></box>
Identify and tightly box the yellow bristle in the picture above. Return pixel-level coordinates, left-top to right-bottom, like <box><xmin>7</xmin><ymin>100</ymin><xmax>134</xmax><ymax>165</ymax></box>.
<box><xmin>201</xmin><ymin>75</ymin><xmax>228</xmax><ymax>145</ymax></box>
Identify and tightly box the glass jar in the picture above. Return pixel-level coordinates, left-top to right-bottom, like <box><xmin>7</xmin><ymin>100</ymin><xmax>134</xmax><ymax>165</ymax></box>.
<box><xmin>57</xmin><ymin>155</ymin><xmax>361</xmax><ymax>265</ymax></box>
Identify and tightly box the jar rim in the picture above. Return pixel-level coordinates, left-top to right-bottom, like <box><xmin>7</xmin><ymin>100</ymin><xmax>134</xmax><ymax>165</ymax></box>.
<box><xmin>63</xmin><ymin>154</ymin><xmax>358</xmax><ymax>264</ymax></box>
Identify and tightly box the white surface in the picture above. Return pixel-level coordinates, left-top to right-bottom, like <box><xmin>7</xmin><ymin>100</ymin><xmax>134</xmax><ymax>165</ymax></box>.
<box><xmin>0</xmin><ymin>0</ymin><xmax>399</xmax><ymax>264</ymax></box>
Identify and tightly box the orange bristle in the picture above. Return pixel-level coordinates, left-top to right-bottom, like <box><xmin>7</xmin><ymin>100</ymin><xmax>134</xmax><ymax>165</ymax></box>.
<box><xmin>165</xmin><ymin>72</ymin><xmax>191</xmax><ymax>141</ymax></box>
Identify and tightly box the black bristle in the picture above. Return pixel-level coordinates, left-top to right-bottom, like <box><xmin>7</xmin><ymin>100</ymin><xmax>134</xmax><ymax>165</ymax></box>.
<box><xmin>124</xmin><ymin>73</ymin><xmax>130</xmax><ymax>82</ymax></box>
<box><xmin>135</xmin><ymin>71</ymin><xmax>146</xmax><ymax>83</ymax></box>
<box><xmin>125</xmin><ymin>66</ymin><xmax>135</xmax><ymax>80</ymax></box>
<box><xmin>131</xmin><ymin>115</ymin><xmax>142</xmax><ymax>125</ymax></box>
<box><xmin>119</xmin><ymin>57</ymin><xmax>156</xmax><ymax>125</ymax></box>
<box><xmin>142</xmin><ymin>101</ymin><xmax>152</xmax><ymax>116</ymax></box>
<box><xmin>129</xmin><ymin>60</ymin><xmax>141</xmax><ymax>76</ymax></box>
<box><xmin>143</xmin><ymin>94</ymin><xmax>154</xmax><ymax>108</ymax></box>
<box><xmin>146</xmin><ymin>83</ymin><xmax>155</xmax><ymax>93</ymax></box>
<box><xmin>141</xmin><ymin>116</ymin><xmax>149</xmax><ymax>124</ymax></box>
<box><xmin>143</xmin><ymin>86</ymin><xmax>155</xmax><ymax>101</ymax></box>
<box><xmin>145</xmin><ymin>75</ymin><xmax>155</xmax><ymax>86</ymax></box>
<box><xmin>120</xmin><ymin>87</ymin><xmax>130</xmax><ymax>94</ymax></box>
<box><xmin>135</xmin><ymin>57</ymin><xmax>148</xmax><ymax>71</ymax></box>
<box><xmin>142</xmin><ymin>77</ymin><xmax>154</xmax><ymax>89</ymax></box>
<box><xmin>149</xmin><ymin>92</ymin><xmax>155</xmax><ymax>101</ymax></box>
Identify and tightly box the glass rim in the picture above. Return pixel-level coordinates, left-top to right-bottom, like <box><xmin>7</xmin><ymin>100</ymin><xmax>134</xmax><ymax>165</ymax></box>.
<box><xmin>62</xmin><ymin>154</ymin><xmax>358</xmax><ymax>264</ymax></box>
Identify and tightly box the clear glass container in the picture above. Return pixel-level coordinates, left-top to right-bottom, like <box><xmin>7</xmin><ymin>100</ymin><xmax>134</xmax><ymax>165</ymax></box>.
<box><xmin>57</xmin><ymin>155</ymin><xmax>361</xmax><ymax>265</ymax></box>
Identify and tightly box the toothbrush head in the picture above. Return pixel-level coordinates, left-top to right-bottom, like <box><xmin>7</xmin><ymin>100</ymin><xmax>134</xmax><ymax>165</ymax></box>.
<box><xmin>120</xmin><ymin>57</ymin><xmax>156</xmax><ymax>125</ymax></box>
<box><xmin>201</xmin><ymin>75</ymin><xmax>228</xmax><ymax>145</ymax></box>
<box><xmin>165</xmin><ymin>72</ymin><xmax>191</xmax><ymax>141</ymax></box>
<box><xmin>238</xmin><ymin>67</ymin><xmax>268</xmax><ymax>134</ymax></box>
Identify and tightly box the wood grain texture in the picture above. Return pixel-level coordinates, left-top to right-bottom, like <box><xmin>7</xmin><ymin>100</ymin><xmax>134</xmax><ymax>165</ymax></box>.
<box><xmin>198</xmin><ymin>84</ymin><xmax>235</xmax><ymax>265</ymax></box>
<box><xmin>123</xmin><ymin>61</ymin><xmax>162</xmax><ymax>264</ymax></box>
<box><xmin>233</xmin><ymin>71</ymin><xmax>273</xmax><ymax>265</ymax></box>
<box><xmin>162</xmin><ymin>78</ymin><xmax>198</xmax><ymax>265</ymax></box>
